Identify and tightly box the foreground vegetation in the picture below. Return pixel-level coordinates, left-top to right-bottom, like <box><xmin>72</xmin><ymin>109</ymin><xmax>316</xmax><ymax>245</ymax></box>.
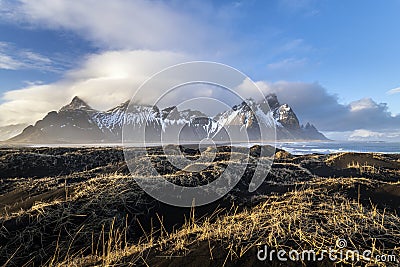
<box><xmin>0</xmin><ymin>146</ymin><xmax>399</xmax><ymax>266</ymax></box>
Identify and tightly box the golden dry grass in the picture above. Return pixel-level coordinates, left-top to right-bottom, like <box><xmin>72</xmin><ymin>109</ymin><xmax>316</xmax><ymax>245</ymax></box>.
<box><xmin>346</xmin><ymin>161</ymin><xmax>381</xmax><ymax>174</ymax></box>
<box><xmin>52</xmin><ymin>178</ymin><xmax>400</xmax><ymax>267</ymax></box>
<box><xmin>1</xmin><ymin>147</ymin><xmax>399</xmax><ymax>266</ymax></box>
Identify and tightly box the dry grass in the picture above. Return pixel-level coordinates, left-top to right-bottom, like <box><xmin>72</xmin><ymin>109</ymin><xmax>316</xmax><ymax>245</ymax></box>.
<box><xmin>1</xmin><ymin>147</ymin><xmax>399</xmax><ymax>266</ymax></box>
<box><xmin>347</xmin><ymin>161</ymin><xmax>380</xmax><ymax>174</ymax></box>
<box><xmin>0</xmin><ymin>173</ymin><xmax>149</xmax><ymax>266</ymax></box>
<box><xmin>52</xmin><ymin>178</ymin><xmax>400</xmax><ymax>267</ymax></box>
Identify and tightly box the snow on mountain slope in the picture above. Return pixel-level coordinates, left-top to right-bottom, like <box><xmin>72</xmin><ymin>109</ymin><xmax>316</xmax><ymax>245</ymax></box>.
<box><xmin>8</xmin><ymin>94</ymin><xmax>327</xmax><ymax>143</ymax></box>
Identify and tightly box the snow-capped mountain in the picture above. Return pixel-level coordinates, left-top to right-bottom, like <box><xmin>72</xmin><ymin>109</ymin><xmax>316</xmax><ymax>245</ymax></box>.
<box><xmin>213</xmin><ymin>94</ymin><xmax>327</xmax><ymax>141</ymax></box>
<box><xmin>8</xmin><ymin>94</ymin><xmax>327</xmax><ymax>143</ymax></box>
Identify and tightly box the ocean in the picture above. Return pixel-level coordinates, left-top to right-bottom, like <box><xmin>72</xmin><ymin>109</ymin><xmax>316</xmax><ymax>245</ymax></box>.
<box><xmin>22</xmin><ymin>141</ymin><xmax>400</xmax><ymax>155</ymax></box>
<box><xmin>274</xmin><ymin>141</ymin><xmax>400</xmax><ymax>155</ymax></box>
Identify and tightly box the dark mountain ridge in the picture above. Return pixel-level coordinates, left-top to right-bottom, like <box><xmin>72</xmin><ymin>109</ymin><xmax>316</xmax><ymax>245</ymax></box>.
<box><xmin>9</xmin><ymin>94</ymin><xmax>328</xmax><ymax>143</ymax></box>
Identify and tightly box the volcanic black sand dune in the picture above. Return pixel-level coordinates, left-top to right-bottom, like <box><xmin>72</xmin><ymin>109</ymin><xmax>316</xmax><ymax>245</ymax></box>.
<box><xmin>0</xmin><ymin>146</ymin><xmax>399</xmax><ymax>266</ymax></box>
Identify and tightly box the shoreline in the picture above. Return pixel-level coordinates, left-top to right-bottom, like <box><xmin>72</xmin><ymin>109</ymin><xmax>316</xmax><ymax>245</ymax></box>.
<box><xmin>1</xmin><ymin>140</ymin><xmax>400</xmax><ymax>155</ymax></box>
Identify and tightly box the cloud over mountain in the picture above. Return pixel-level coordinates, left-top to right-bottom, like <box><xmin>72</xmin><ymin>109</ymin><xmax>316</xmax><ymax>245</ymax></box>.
<box><xmin>1</xmin><ymin>52</ymin><xmax>399</xmax><ymax>137</ymax></box>
<box><xmin>0</xmin><ymin>0</ymin><xmax>398</xmax><ymax>140</ymax></box>
<box><xmin>255</xmin><ymin>81</ymin><xmax>400</xmax><ymax>132</ymax></box>
<box><xmin>2</xmin><ymin>64</ymin><xmax>399</xmax><ymax>137</ymax></box>
<box><xmin>0</xmin><ymin>50</ymin><xmax>189</xmax><ymax>126</ymax></box>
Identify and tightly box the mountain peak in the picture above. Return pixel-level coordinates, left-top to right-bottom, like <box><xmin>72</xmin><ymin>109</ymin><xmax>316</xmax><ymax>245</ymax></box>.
<box><xmin>60</xmin><ymin>96</ymin><xmax>93</xmax><ymax>112</ymax></box>
<box><xmin>276</xmin><ymin>103</ymin><xmax>300</xmax><ymax>130</ymax></box>
<box><xmin>9</xmin><ymin>94</ymin><xmax>328</xmax><ymax>143</ymax></box>
<box><xmin>264</xmin><ymin>93</ymin><xmax>280</xmax><ymax>109</ymax></box>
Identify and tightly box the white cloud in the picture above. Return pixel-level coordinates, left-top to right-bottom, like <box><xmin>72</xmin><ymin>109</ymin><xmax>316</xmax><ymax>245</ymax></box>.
<box><xmin>0</xmin><ymin>50</ymin><xmax>189</xmax><ymax>126</ymax></box>
<box><xmin>0</xmin><ymin>1</ymin><xmax>235</xmax><ymax>126</ymax></box>
<box><xmin>23</xmin><ymin>80</ymin><xmax>44</xmax><ymax>86</ymax></box>
<box><xmin>387</xmin><ymin>87</ymin><xmax>400</xmax><ymax>95</ymax></box>
<box><xmin>22</xmin><ymin>51</ymin><xmax>52</xmax><ymax>64</ymax></box>
<box><xmin>349</xmin><ymin>129</ymin><xmax>384</xmax><ymax>139</ymax></box>
<box><xmin>252</xmin><ymin>81</ymin><xmax>400</xmax><ymax>132</ymax></box>
<box><xmin>2</xmin><ymin>0</ymin><xmax>225</xmax><ymax>52</ymax></box>
<box><xmin>0</xmin><ymin>53</ymin><xmax>23</xmax><ymax>69</ymax></box>
<box><xmin>191</xmin><ymin>78</ymin><xmax>400</xmax><ymax>134</ymax></box>
<box><xmin>0</xmin><ymin>0</ymin><xmax>397</xmax><ymax>139</ymax></box>
<box><xmin>349</xmin><ymin>98</ymin><xmax>379</xmax><ymax>112</ymax></box>
<box><xmin>323</xmin><ymin>130</ymin><xmax>400</xmax><ymax>141</ymax></box>
<box><xmin>267</xmin><ymin>57</ymin><xmax>308</xmax><ymax>71</ymax></box>
<box><xmin>0</xmin><ymin>41</ymin><xmax>56</xmax><ymax>71</ymax></box>
<box><xmin>1</xmin><ymin>56</ymin><xmax>400</xmax><ymax>137</ymax></box>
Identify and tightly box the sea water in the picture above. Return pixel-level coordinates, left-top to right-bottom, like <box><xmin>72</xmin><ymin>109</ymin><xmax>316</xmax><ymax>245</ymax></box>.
<box><xmin>23</xmin><ymin>141</ymin><xmax>400</xmax><ymax>155</ymax></box>
<box><xmin>274</xmin><ymin>141</ymin><xmax>400</xmax><ymax>155</ymax></box>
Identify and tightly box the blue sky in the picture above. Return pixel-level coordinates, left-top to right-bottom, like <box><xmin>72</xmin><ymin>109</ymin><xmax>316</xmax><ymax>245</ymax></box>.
<box><xmin>0</xmin><ymin>0</ymin><xmax>399</xmax><ymax>140</ymax></box>
<box><xmin>221</xmin><ymin>0</ymin><xmax>400</xmax><ymax>111</ymax></box>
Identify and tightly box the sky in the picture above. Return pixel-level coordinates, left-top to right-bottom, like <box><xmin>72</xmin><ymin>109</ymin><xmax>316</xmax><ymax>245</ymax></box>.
<box><xmin>0</xmin><ymin>0</ymin><xmax>399</xmax><ymax>140</ymax></box>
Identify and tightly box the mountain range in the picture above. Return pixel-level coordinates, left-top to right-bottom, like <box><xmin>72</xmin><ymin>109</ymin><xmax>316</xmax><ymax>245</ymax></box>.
<box><xmin>7</xmin><ymin>94</ymin><xmax>327</xmax><ymax>143</ymax></box>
